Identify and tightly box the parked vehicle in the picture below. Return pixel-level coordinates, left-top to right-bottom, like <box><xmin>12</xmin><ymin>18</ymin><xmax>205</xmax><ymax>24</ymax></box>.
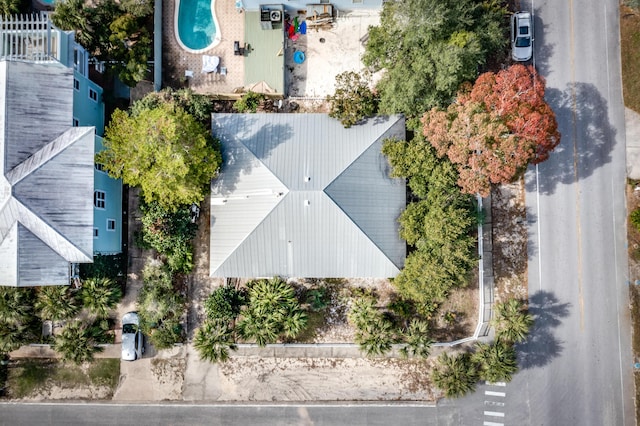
<box><xmin>121</xmin><ymin>312</ymin><xmax>145</xmax><ymax>361</ymax></box>
<box><xmin>511</xmin><ymin>11</ymin><xmax>533</xmax><ymax>62</ymax></box>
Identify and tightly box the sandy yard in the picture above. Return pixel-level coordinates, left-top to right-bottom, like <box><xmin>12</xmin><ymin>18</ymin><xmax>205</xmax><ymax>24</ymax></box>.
<box><xmin>286</xmin><ymin>11</ymin><xmax>380</xmax><ymax>98</ymax></box>
<box><xmin>182</xmin><ymin>347</ymin><xmax>440</xmax><ymax>402</ymax></box>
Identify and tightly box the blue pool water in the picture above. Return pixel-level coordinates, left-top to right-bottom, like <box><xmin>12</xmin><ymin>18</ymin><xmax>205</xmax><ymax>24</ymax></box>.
<box><xmin>176</xmin><ymin>0</ymin><xmax>218</xmax><ymax>52</ymax></box>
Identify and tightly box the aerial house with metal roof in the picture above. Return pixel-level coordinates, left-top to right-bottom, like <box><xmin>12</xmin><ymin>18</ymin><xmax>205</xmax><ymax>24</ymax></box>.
<box><xmin>210</xmin><ymin>113</ymin><xmax>406</xmax><ymax>278</ymax></box>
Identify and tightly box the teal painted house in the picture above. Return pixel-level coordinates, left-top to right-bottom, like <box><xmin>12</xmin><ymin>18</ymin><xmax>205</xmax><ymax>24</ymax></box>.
<box><xmin>70</xmin><ymin>48</ymin><xmax>123</xmax><ymax>255</ymax></box>
<box><xmin>0</xmin><ymin>14</ymin><xmax>123</xmax><ymax>261</ymax></box>
<box><xmin>93</xmin><ymin>136</ymin><xmax>123</xmax><ymax>254</ymax></box>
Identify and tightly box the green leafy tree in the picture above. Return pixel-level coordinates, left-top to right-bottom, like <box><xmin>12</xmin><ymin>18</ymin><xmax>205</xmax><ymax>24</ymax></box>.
<box><xmin>233</xmin><ymin>91</ymin><xmax>265</xmax><ymax>113</ymax></box>
<box><xmin>236</xmin><ymin>278</ymin><xmax>307</xmax><ymax>346</ymax></box>
<box><xmin>119</xmin><ymin>0</ymin><xmax>154</xmax><ymax>17</ymax></box>
<box><xmin>137</xmin><ymin>263</ymin><xmax>185</xmax><ymax>349</ymax></box>
<box><xmin>53</xmin><ymin>321</ymin><xmax>104</xmax><ymax>364</ymax></box>
<box><xmin>35</xmin><ymin>286</ymin><xmax>80</xmax><ymax>322</ymax></box>
<box><xmin>327</xmin><ymin>71</ymin><xmax>378</xmax><ymax>128</ymax></box>
<box><xmin>204</xmin><ymin>285</ymin><xmax>246</xmax><ymax>324</ymax></box>
<box><xmin>194</xmin><ymin>321</ymin><xmax>238</xmax><ymax>363</ymax></box>
<box><xmin>363</xmin><ymin>0</ymin><xmax>506</xmax><ymax>117</ymax></box>
<box><xmin>137</xmin><ymin>200</ymin><xmax>197</xmax><ymax>273</ymax></box>
<box><xmin>98</xmin><ymin>104</ymin><xmax>222</xmax><ymax>211</ymax></box>
<box><xmin>471</xmin><ymin>340</ymin><xmax>518</xmax><ymax>383</ymax></box>
<box><xmin>81</xmin><ymin>278</ymin><xmax>122</xmax><ymax>318</ymax></box>
<box><xmin>108</xmin><ymin>13</ymin><xmax>152</xmax><ymax>86</ymax></box>
<box><xmin>432</xmin><ymin>352</ymin><xmax>478</xmax><ymax>398</ymax></box>
<box><xmin>131</xmin><ymin>89</ymin><xmax>214</xmax><ymax>124</ymax></box>
<box><xmin>53</xmin><ymin>0</ymin><xmax>151</xmax><ymax>86</ymax></box>
<box><xmin>492</xmin><ymin>299</ymin><xmax>534</xmax><ymax>343</ymax></box>
<box><xmin>399</xmin><ymin>319</ymin><xmax>433</xmax><ymax>359</ymax></box>
<box><xmin>51</xmin><ymin>0</ymin><xmax>95</xmax><ymax>47</ymax></box>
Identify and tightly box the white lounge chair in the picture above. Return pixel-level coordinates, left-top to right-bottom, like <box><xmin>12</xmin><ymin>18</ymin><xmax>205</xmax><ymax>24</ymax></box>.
<box><xmin>201</xmin><ymin>55</ymin><xmax>220</xmax><ymax>73</ymax></box>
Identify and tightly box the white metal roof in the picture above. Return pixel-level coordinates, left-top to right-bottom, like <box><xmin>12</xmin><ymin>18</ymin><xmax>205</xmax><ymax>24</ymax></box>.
<box><xmin>210</xmin><ymin>113</ymin><xmax>406</xmax><ymax>278</ymax></box>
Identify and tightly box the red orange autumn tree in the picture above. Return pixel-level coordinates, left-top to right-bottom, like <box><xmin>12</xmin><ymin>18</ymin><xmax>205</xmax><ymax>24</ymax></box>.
<box><xmin>422</xmin><ymin>64</ymin><xmax>560</xmax><ymax>196</ymax></box>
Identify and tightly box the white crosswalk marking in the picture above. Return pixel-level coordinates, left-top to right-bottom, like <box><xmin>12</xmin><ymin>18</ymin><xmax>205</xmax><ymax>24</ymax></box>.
<box><xmin>486</xmin><ymin>381</ymin><xmax>507</xmax><ymax>386</ymax></box>
<box><xmin>485</xmin><ymin>390</ymin><xmax>506</xmax><ymax>397</ymax></box>
<box><xmin>484</xmin><ymin>400</ymin><xmax>505</xmax><ymax>407</ymax></box>
<box><xmin>483</xmin><ymin>422</ymin><xmax>504</xmax><ymax>426</ymax></box>
<box><xmin>484</xmin><ymin>411</ymin><xmax>505</xmax><ymax>417</ymax></box>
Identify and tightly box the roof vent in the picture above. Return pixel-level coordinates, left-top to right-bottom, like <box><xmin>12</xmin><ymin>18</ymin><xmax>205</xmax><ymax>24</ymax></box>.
<box><xmin>304</xmin><ymin>176</ymin><xmax>311</xmax><ymax>182</ymax></box>
<box><xmin>304</xmin><ymin>200</ymin><xmax>310</xmax><ymax>206</ymax></box>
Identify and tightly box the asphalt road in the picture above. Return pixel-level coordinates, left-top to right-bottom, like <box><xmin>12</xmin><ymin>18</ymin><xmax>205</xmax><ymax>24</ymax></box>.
<box><xmin>519</xmin><ymin>0</ymin><xmax>635</xmax><ymax>424</ymax></box>
<box><xmin>0</xmin><ymin>403</ymin><xmax>463</xmax><ymax>426</ymax></box>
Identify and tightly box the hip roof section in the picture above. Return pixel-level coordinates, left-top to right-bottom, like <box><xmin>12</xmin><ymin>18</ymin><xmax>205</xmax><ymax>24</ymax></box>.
<box><xmin>210</xmin><ymin>113</ymin><xmax>406</xmax><ymax>278</ymax></box>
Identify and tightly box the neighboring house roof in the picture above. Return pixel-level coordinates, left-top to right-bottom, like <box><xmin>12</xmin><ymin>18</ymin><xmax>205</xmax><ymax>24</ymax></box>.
<box><xmin>0</xmin><ymin>60</ymin><xmax>94</xmax><ymax>286</ymax></box>
<box><xmin>210</xmin><ymin>113</ymin><xmax>406</xmax><ymax>278</ymax></box>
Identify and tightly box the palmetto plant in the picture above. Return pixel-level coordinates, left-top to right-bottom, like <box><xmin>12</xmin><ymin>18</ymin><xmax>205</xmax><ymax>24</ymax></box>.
<box><xmin>53</xmin><ymin>320</ymin><xmax>104</xmax><ymax>364</ymax></box>
<box><xmin>354</xmin><ymin>318</ymin><xmax>395</xmax><ymax>357</ymax></box>
<box><xmin>194</xmin><ymin>321</ymin><xmax>238</xmax><ymax>363</ymax></box>
<box><xmin>432</xmin><ymin>352</ymin><xmax>479</xmax><ymax>398</ymax></box>
<box><xmin>0</xmin><ymin>322</ymin><xmax>30</xmax><ymax>353</ymax></box>
<box><xmin>492</xmin><ymin>299</ymin><xmax>534</xmax><ymax>344</ymax></box>
<box><xmin>236</xmin><ymin>277</ymin><xmax>307</xmax><ymax>346</ymax></box>
<box><xmin>472</xmin><ymin>340</ymin><xmax>518</xmax><ymax>383</ymax></box>
<box><xmin>81</xmin><ymin>278</ymin><xmax>122</xmax><ymax>318</ymax></box>
<box><xmin>399</xmin><ymin>319</ymin><xmax>433</xmax><ymax>359</ymax></box>
<box><xmin>0</xmin><ymin>287</ymin><xmax>34</xmax><ymax>325</ymax></box>
<box><xmin>35</xmin><ymin>285</ymin><xmax>80</xmax><ymax>322</ymax></box>
<box><xmin>0</xmin><ymin>0</ymin><xmax>20</xmax><ymax>18</ymax></box>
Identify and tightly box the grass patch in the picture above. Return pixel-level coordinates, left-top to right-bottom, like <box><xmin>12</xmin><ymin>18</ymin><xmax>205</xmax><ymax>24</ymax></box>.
<box><xmin>52</xmin><ymin>364</ymin><xmax>89</xmax><ymax>387</ymax></box>
<box><xmin>5</xmin><ymin>358</ymin><xmax>120</xmax><ymax>399</ymax></box>
<box><xmin>621</xmin><ymin>6</ymin><xmax>640</xmax><ymax>112</ymax></box>
<box><xmin>8</xmin><ymin>360</ymin><xmax>53</xmax><ymax>398</ymax></box>
<box><xmin>88</xmin><ymin>359</ymin><xmax>120</xmax><ymax>387</ymax></box>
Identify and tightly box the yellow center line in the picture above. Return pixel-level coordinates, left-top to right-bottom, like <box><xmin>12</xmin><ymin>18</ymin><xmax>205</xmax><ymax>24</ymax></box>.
<box><xmin>568</xmin><ymin>0</ymin><xmax>585</xmax><ymax>331</ymax></box>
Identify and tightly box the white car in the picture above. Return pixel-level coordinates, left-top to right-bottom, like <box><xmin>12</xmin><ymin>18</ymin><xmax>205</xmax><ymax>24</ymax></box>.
<box><xmin>121</xmin><ymin>312</ymin><xmax>145</xmax><ymax>361</ymax></box>
<box><xmin>511</xmin><ymin>11</ymin><xmax>533</xmax><ymax>62</ymax></box>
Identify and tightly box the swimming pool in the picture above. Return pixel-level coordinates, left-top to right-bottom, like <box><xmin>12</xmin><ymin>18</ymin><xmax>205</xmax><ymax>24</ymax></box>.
<box><xmin>175</xmin><ymin>0</ymin><xmax>221</xmax><ymax>53</ymax></box>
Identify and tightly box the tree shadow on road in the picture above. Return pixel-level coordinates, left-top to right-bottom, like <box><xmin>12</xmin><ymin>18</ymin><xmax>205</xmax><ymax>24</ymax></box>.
<box><xmin>525</xmin><ymin>82</ymin><xmax>616</xmax><ymax>196</ymax></box>
<box><xmin>518</xmin><ymin>290</ymin><xmax>571</xmax><ymax>369</ymax></box>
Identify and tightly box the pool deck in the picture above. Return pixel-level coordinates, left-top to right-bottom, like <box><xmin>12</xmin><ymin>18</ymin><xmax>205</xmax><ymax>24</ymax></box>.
<box><xmin>163</xmin><ymin>0</ymin><xmax>245</xmax><ymax>95</ymax></box>
<box><xmin>163</xmin><ymin>0</ymin><xmax>379</xmax><ymax>99</ymax></box>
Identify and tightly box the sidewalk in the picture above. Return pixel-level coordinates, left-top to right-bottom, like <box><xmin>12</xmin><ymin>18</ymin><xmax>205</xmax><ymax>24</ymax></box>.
<box><xmin>626</xmin><ymin>107</ymin><xmax>640</xmax><ymax>180</ymax></box>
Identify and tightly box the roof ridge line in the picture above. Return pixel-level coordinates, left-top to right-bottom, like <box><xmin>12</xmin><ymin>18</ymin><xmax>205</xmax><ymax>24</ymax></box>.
<box><xmin>6</xmin><ymin>126</ymin><xmax>94</xmax><ymax>185</ymax></box>
<box><xmin>15</xmin><ymin>199</ymin><xmax>93</xmax><ymax>262</ymax></box>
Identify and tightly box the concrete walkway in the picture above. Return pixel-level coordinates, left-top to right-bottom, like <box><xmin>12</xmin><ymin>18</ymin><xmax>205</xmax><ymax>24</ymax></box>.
<box><xmin>627</xmin><ymin>107</ymin><xmax>640</xmax><ymax>180</ymax></box>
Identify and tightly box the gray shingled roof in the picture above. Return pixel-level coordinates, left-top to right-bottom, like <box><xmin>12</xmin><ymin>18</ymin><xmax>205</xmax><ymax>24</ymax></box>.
<box><xmin>0</xmin><ymin>60</ymin><xmax>94</xmax><ymax>286</ymax></box>
<box><xmin>210</xmin><ymin>113</ymin><xmax>406</xmax><ymax>278</ymax></box>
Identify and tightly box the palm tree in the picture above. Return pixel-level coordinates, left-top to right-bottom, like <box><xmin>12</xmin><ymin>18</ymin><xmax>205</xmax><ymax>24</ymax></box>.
<box><xmin>0</xmin><ymin>322</ymin><xmax>30</xmax><ymax>353</ymax></box>
<box><xmin>472</xmin><ymin>340</ymin><xmax>518</xmax><ymax>383</ymax></box>
<box><xmin>81</xmin><ymin>278</ymin><xmax>122</xmax><ymax>318</ymax></box>
<box><xmin>400</xmin><ymin>319</ymin><xmax>433</xmax><ymax>359</ymax></box>
<box><xmin>0</xmin><ymin>288</ymin><xmax>34</xmax><ymax>325</ymax></box>
<box><xmin>236</xmin><ymin>311</ymin><xmax>279</xmax><ymax>347</ymax></box>
<box><xmin>35</xmin><ymin>286</ymin><xmax>80</xmax><ymax>322</ymax></box>
<box><xmin>236</xmin><ymin>277</ymin><xmax>306</xmax><ymax>346</ymax></box>
<box><xmin>0</xmin><ymin>0</ymin><xmax>20</xmax><ymax>18</ymax></box>
<box><xmin>347</xmin><ymin>296</ymin><xmax>381</xmax><ymax>330</ymax></box>
<box><xmin>431</xmin><ymin>352</ymin><xmax>478</xmax><ymax>398</ymax></box>
<box><xmin>53</xmin><ymin>320</ymin><xmax>103</xmax><ymax>364</ymax></box>
<box><xmin>354</xmin><ymin>318</ymin><xmax>395</xmax><ymax>357</ymax></box>
<box><xmin>492</xmin><ymin>299</ymin><xmax>534</xmax><ymax>343</ymax></box>
<box><xmin>194</xmin><ymin>321</ymin><xmax>238</xmax><ymax>363</ymax></box>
